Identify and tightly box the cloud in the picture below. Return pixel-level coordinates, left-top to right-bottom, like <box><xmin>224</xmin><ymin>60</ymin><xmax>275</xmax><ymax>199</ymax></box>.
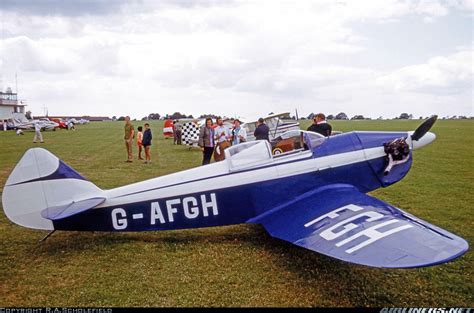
<box><xmin>0</xmin><ymin>0</ymin><xmax>472</xmax><ymax>119</ymax></box>
<box><xmin>377</xmin><ymin>49</ymin><xmax>473</xmax><ymax>94</ymax></box>
<box><xmin>0</xmin><ymin>0</ymin><xmax>129</xmax><ymax>16</ymax></box>
<box><xmin>0</xmin><ymin>36</ymin><xmax>74</xmax><ymax>73</ymax></box>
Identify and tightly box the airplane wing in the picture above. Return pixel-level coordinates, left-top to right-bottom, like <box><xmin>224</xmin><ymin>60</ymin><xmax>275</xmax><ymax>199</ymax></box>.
<box><xmin>248</xmin><ymin>184</ymin><xmax>468</xmax><ymax>268</ymax></box>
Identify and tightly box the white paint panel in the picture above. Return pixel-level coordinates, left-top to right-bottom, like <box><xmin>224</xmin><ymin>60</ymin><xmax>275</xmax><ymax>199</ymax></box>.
<box><xmin>2</xmin><ymin>179</ymin><xmax>103</xmax><ymax>230</ymax></box>
<box><xmin>6</xmin><ymin>148</ymin><xmax>59</xmax><ymax>186</ymax></box>
<box><xmin>2</xmin><ymin>183</ymin><xmax>53</xmax><ymax>230</ymax></box>
<box><xmin>101</xmin><ymin>147</ymin><xmax>385</xmax><ymax>207</ymax></box>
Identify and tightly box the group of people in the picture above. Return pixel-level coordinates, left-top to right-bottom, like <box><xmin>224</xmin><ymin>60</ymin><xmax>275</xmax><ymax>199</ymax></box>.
<box><xmin>123</xmin><ymin>113</ymin><xmax>332</xmax><ymax>166</ymax></box>
<box><xmin>198</xmin><ymin>117</ymin><xmax>268</xmax><ymax>165</ymax></box>
<box><xmin>124</xmin><ymin>116</ymin><xmax>153</xmax><ymax>164</ymax></box>
<box><xmin>198</xmin><ymin>113</ymin><xmax>332</xmax><ymax>165</ymax></box>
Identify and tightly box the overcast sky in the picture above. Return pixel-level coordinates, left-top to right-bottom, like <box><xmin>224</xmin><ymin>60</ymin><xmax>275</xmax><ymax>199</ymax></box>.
<box><xmin>0</xmin><ymin>0</ymin><xmax>473</xmax><ymax>119</ymax></box>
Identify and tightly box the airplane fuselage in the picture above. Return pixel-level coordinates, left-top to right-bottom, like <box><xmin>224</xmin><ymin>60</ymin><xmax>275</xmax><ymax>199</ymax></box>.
<box><xmin>52</xmin><ymin>131</ymin><xmax>413</xmax><ymax>232</ymax></box>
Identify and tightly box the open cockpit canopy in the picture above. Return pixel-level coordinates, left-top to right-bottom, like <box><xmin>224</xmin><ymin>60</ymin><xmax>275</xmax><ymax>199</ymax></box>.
<box><xmin>224</xmin><ymin>130</ymin><xmax>328</xmax><ymax>171</ymax></box>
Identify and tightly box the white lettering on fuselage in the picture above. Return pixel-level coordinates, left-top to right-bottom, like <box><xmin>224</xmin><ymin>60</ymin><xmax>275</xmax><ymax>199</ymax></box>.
<box><xmin>112</xmin><ymin>193</ymin><xmax>219</xmax><ymax>230</ymax></box>
<box><xmin>305</xmin><ymin>204</ymin><xmax>413</xmax><ymax>254</ymax></box>
<box><xmin>111</xmin><ymin>208</ymin><xmax>127</xmax><ymax>230</ymax></box>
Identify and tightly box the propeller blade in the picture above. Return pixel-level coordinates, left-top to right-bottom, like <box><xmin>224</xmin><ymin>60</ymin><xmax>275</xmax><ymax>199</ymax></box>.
<box><xmin>411</xmin><ymin>115</ymin><xmax>438</xmax><ymax>141</ymax></box>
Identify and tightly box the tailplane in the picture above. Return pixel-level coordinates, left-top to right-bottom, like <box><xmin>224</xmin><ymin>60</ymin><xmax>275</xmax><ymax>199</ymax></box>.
<box><xmin>2</xmin><ymin>148</ymin><xmax>105</xmax><ymax>230</ymax></box>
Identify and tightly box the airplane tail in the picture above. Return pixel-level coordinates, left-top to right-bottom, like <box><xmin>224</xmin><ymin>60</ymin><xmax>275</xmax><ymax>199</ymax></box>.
<box><xmin>2</xmin><ymin>148</ymin><xmax>105</xmax><ymax>230</ymax></box>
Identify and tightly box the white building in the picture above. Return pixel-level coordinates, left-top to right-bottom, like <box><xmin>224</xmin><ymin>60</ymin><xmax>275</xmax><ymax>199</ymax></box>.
<box><xmin>0</xmin><ymin>88</ymin><xmax>27</xmax><ymax>129</ymax></box>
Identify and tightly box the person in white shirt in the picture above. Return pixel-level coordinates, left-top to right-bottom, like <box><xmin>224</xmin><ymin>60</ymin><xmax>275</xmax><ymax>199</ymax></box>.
<box><xmin>33</xmin><ymin>121</ymin><xmax>44</xmax><ymax>143</ymax></box>
<box><xmin>213</xmin><ymin>117</ymin><xmax>232</xmax><ymax>162</ymax></box>
<box><xmin>232</xmin><ymin>119</ymin><xmax>247</xmax><ymax>145</ymax></box>
<box><xmin>214</xmin><ymin>117</ymin><xmax>231</xmax><ymax>143</ymax></box>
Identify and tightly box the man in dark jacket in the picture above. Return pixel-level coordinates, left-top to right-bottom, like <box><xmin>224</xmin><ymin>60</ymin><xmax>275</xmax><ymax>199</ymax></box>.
<box><xmin>307</xmin><ymin>113</ymin><xmax>332</xmax><ymax>137</ymax></box>
<box><xmin>254</xmin><ymin>118</ymin><xmax>270</xmax><ymax>141</ymax></box>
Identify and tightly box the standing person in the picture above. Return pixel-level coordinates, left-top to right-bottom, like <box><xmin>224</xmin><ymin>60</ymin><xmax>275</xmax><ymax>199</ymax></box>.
<box><xmin>124</xmin><ymin>116</ymin><xmax>135</xmax><ymax>162</ymax></box>
<box><xmin>232</xmin><ymin>119</ymin><xmax>247</xmax><ymax>145</ymax></box>
<box><xmin>254</xmin><ymin>118</ymin><xmax>270</xmax><ymax>141</ymax></box>
<box><xmin>172</xmin><ymin>121</ymin><xmax>177</xmax><ymax>144</ymax></box>
<box><xmin>174</xmin><ymin>120</ymin><xmax>183</xmax><ymax>145</ymax></box>
<box><xmin>214</xmin><ymin>117</ymin><xmax>231</xmax><ymax>143</ymax></box>
<box><xmin>137</xmin><ymin>126</ymin><xmax>144</xmax><ymax>160</ymax></box>
<box><xmin>33</xmin><ymin>121</ymin><xmax>44</xmax><ymax>143</ymax></box>
<box><xmin>307</xmin><ymin>113</ymin><xmax>332</xmax><ymax>137</ymax></box>
<box><xmin>213</xmin><ymin>117</ymin><xmax>232</xmax><ymax>162</ymax></box>
<box><xmin>198</xmin><ymin>117</ymin><xmax>215</xmax><ymax>165</ymax></box>
<box><xmin>142</xmin><ymin>123</ymin><xmax>153</xmax><ymax>164</ymax></box>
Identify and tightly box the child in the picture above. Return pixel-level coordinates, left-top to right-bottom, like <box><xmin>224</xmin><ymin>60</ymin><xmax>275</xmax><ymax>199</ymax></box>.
<box><xmin>137</xmin><ymin>126</ymin><xmax>144</xmax><ymax>160</ymax></box>
<box><xmin>142</xmin><ymin>123</ymin><xmax>153</xmax><ymax>164</ymax></box>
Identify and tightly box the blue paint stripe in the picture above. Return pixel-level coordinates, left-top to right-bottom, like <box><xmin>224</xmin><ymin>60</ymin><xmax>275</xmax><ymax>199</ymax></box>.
<box><xmin>8</xmin><ymin>160</ymin><xmax>86</xmax><ymax>186</ymax></box>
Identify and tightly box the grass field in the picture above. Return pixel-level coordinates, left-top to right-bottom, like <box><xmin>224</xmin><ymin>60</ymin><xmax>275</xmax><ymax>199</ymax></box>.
<box><xmin>0</xmin><ymin>119</ymin><xmax>472</xmax><ymax>307</ymax></box>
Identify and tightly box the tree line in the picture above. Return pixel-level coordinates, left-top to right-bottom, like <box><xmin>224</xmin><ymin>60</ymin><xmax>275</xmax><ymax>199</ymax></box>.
<box><xmin>111</xmin><ymin>112</ymin><xmax>472</xmax><ymax>121</ymax></box>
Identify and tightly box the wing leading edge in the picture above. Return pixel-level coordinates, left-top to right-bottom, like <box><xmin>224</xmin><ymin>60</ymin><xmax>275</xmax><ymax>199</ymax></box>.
<box><xmin>248</xmin><ymin>184</ymin><xmax>468</xmax><ymax>268</ymax></box>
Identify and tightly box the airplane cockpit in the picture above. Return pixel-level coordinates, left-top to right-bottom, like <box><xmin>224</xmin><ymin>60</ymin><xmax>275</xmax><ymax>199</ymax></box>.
<box><xmin>224</xmin><ymin>130</ymin><xmax>327</xmax><ymax>172</ymax></box>
<box><xmin>270</xmin><ymin>130</ymin><xmax>326</xmax><ymax>156</ymax></box>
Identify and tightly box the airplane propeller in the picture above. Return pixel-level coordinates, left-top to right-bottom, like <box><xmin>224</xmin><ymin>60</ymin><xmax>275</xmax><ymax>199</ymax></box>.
<box><xmin>411</xmin><ymin>115</ymin><xmax>438</xmax><ymax>141</ymax></box>
<box><xmin>383</xmin><ymin>115</ymin><xmax>438</xmax><ymax>175</ymax></box>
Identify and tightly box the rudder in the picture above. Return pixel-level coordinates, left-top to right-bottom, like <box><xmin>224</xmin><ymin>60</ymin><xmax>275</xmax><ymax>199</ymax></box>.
<box><xmin>2</xmin><ymin>148</ymin><xmax>104</xmax><ymax>230</ymax></box>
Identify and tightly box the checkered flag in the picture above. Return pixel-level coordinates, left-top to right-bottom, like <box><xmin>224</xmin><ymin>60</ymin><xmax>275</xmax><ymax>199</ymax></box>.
<box><xmin>182</xmin><ymin>122</ymin><xmax>199</xmax><ymax>147</ymax></box>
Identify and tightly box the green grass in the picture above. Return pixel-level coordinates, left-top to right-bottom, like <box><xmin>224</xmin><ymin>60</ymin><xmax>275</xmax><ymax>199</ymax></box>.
<box><xmin>0</xmin><ymin>120</ymin><xmax>472</xmax><ymax>307</ymax></box>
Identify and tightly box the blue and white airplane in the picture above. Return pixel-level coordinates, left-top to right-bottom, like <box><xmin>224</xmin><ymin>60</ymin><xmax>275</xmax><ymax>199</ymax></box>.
<box><xmin>2</xmin><ymin>116</ymin><xmax>468</xmax><ymax>268</ymax></box>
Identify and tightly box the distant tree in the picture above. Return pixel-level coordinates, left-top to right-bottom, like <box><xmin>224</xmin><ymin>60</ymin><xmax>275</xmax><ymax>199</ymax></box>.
<box><xmin>399</xmin><ymin>113</ymin><xmax>411</xmax><ymax>119</ymax></box>
<box><xmin>117</xmin><ymin>116</ymin><xmax>125</xmax><ymax>121</ymax></box>
<box><xmin>112</xmin><ymin>116</ymin><xmax>117</xmax><ymax>121</ymax></box>
<box><xmin>147</xmin><ymin>113</ymin><xmax>161</xmax><ymax>120</ymax></box>
<box><xmin>25</xmin><ymin>110</ymin><xmax>32</xmax><ymax>119</ymax></box>
<box><xmin>335</xmin><ymin>112</ymin><xmax>348</xmax><ymax>120</ymax></box>
<box><xmin>307</xmin><ymin>113</ymin><xmax>315</xmax><ymax>120</ymax></box>
<box><xmin>458</xmin><ymin>116</ymin><xmax>468</xmax><ymax>119</ymax></box>
<box><xmin>168</xmin><ymin>112</ymin><xmax>190</xmax><ymax>120</ymax></box>
<box><xmin>351</xmin><ymin>115</ymin><xmax>365</xmax><ymax>120</ymax></box>
<box><xmin>327</xmin><ymin>114</ymin><xmax>334</xmax><ymax>120</ymax></box>
<box><xmin>187</xmin><ymin>114</ymin><xmax>194</xmax><ymax>119</ymax></box>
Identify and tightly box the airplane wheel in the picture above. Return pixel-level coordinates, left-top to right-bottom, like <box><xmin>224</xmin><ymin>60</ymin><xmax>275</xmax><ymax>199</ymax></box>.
<box><xmin>272</xmin><ymin>148</ymin><xmax>283</xmax><ymax>155</ymax></box>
